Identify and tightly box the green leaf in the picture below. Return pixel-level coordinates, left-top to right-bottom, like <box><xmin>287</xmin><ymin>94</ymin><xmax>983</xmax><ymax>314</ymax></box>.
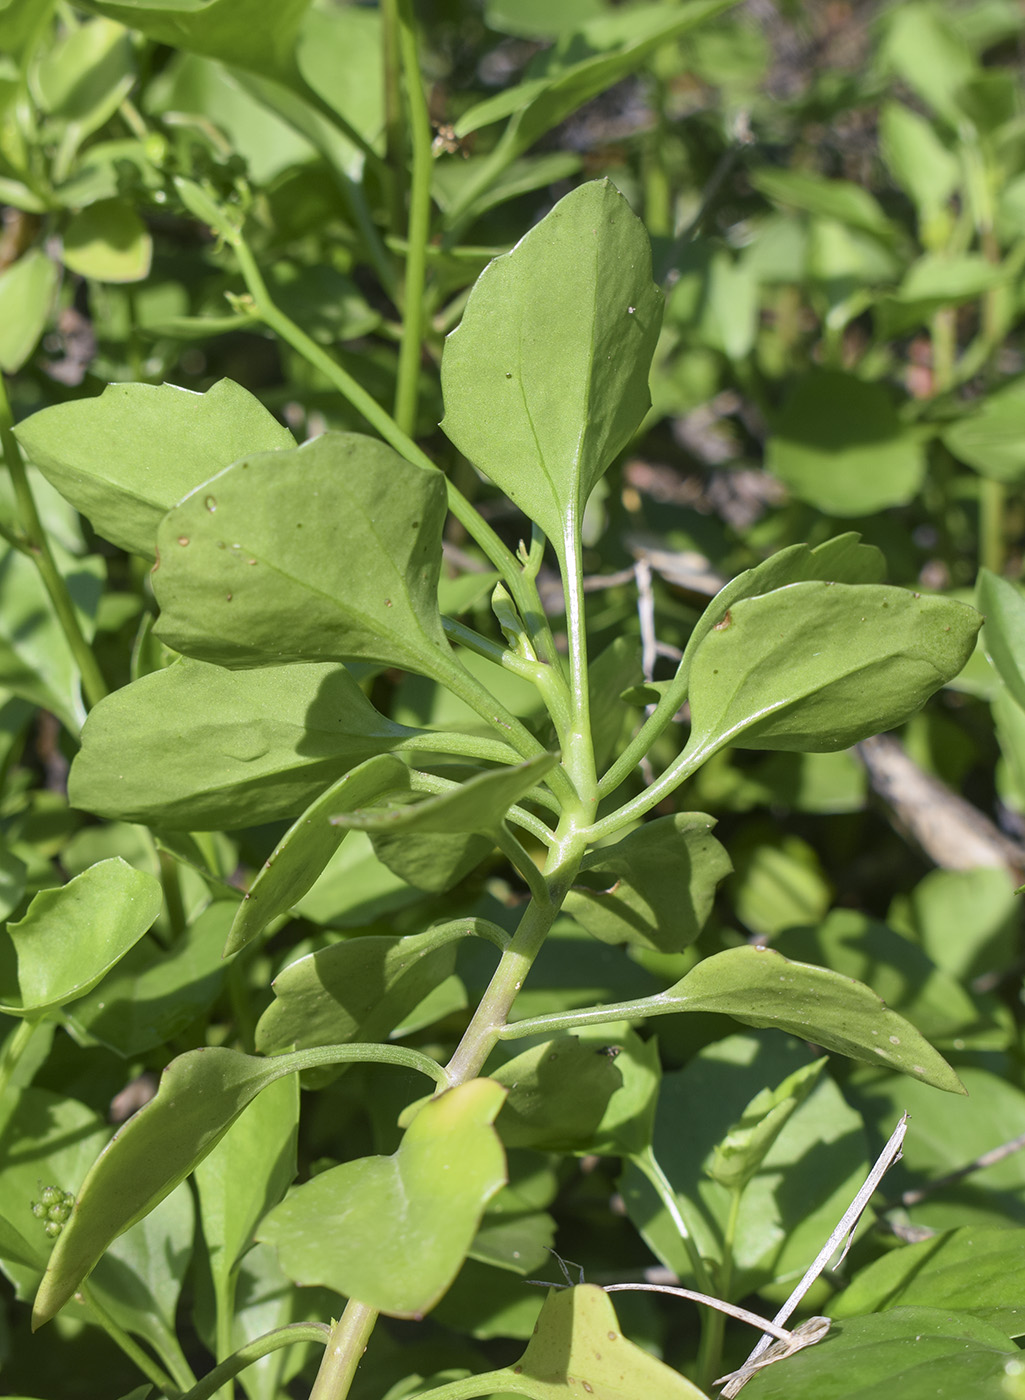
<box><xmin>254</xmin><ymin>922</ymin><xmax>488</xmax><ymax>1061</ymax></box>
<box><xmin>0</xmin><ymin>858</ymin><xmax>162</xmax><ymax>1015</ymax></box>
<box><xmin>751</xmin><ymin>167</ymin><xmax>897</xmax><ymax>242</ymax></box>
<box><xmin>32</xmin><ymin>1042</ymin><xmax>445</xmax><ymax>1328</ymax></box>
<box><xmin>60</xmin><ymin>199</ymin><xmax>152</xmax><ymax>284</ymax></box>
<box><xmin>257</xmin><ymin>1079</ymin><xmax>507</xmax><ymax>1318</ymax></box>
<box><xmin>765</xmin><ymin>371</ymin><xmax>925</xmax><ymax>515</ymax></box>
<box><xmin>683</xmin><ymin>581</ymin><xmax>980</xmax><ymax>758</ymax></box>
<box><xmin>582</xmin><ymin>1026</ymin><xmax>661</xmax><ymax>1159</ymax></box>
<box><xmin>620</xmin><ymin>1033</ymin><xmax>868</xmax><ymax>1292</ymax></box>
<box><xmin>34</xmin><ymin>17</ymin><xmax>135</xmax><ymax>135</ymax></box>
<box><xmin>879</xmin><ymin>101</ymin><xmax>960</xmax><ymax>212</ymax></box>
<box><xmin>0</xmin><ymin>250</ymin><xmax>58</xmax><ymax>373</ymax></box>
<box><xmin>194</xmin><ymin>1075</ymin><xmax>298</xmax><ymax>1291</ymax></box>
<box><xmin>834</xmin><ymin>1227</ymin><xmax>1025</xmax><ymax>1337</ymax></box>
<box><xmin>0</xmin><ymin>538</ymin><xmax>104</xmax><ymax>732</ymax></box>
<box><xmin>66</xmin><ymin>900</ymin><xmax>232</xmax><ymax>1056</ymax></box>
<box><xmin>706</xmin><ymin>1057</ymin><xmax>825</xmax><ymax>1191</ymax></box>
<box><xmin>945</xmin><ymin>380</ymin><xmax>1025</xmax><ymax>483</ymax></box>
<box><xmin>491</xmin><ymin>1037</ymin><xmax>623</xmax><ymax>1151</ymax></box>
<box><xmin>69</xmin><ymin>659</ymin><xmax>411</xmax><ymax>830</ymax></box>
<box><xmin>565</xmin><ymin>813</ymin><xmax>731</xmax><ymax>954</ymax></box>
<box><xmin>666</xmin><ymin>946</ymin><xmax>964</xmax><ymax>1092</ymax></box>
<box><xmin>495</xmin><ymin>1284</ymin><xmax>706</xmax><ymax>1398</ymax></box>
<box><xmin>737</xmin><ymin>1307</ymin><xmax>1016</xmax><ymax>1399</ymax></box>
<box><xmin>977</xmin><ymin>569</ymin><xmax>1025</xmax><ymax>714</ymax></box>
<box><xmin>74</xmin><ymin>0</ymin><xmax>312</xmax><ymax>82</ymax></box>
<box><xmin>333</xmin><ymin>754</ymin><xmax>556</xmax><ymax>836</ymax></box>
<box><xmin>15</xmin><ymin>379</ymin><xmax>295</xmax><ymax>558</ymax></box>
<box><xmin>153</xmin><ymin>432</ymin><xmax>453</xmax><ymax>678</ymax></box>
<box><xmin>441</xmin><ymin>180</ymin><xmax>663</xmax><ymax>563</ymax></box>
<box><xmin>226</xmin><ymin>754</ymin><xmax>409</xmax><ymax>955</ymax></box>
<box><xmin>775</xmin><ymin>910</ymin><xmax>989</xmax><ymax>1045</ymax></box>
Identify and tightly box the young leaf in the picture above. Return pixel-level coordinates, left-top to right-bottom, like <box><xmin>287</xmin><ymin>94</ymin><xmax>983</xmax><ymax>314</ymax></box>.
<box><xmin>257</xmin><ymin>1079</ymin><xmax>507</xmax><ymax>1318</ymax></box>
<box><xmin>153</xmin><ymin>432</ymin><xmax>454</xmax><ymax>679</ymax></box>
<box><xmin>225</xmin><ymin>754</ymin><xmax>410</xmax><ymax>955</ymax></box>
<box><xmin>32</xmin><ymin>1042</ymin><xmax>446</xmax><ymax>1328</ymax></box>
<box><xmin>491</xmin><ymin>1037</ymin><xmax>623</xmax><ymax>1151</ymax></box>
<box><xmin>706</xmin><ymin>1057</ymin><xmax>826</xmax><ymax>1192</ymax></box>
<box><xmin>0</xmin><ymin>858</ymin><xmax>162</xmax><ymax>1015</ymax></box>
<box><xmin>440</xmin><ymin>180</ymin><xmax>663</xmax><ymax>563</ymax></box>
<box><xmin>683</xmin><ymin>581</ymin><xmax>980</xmax><ymax>759</ymax></box>
<box><xmin>565</xmin><ymin>813</ymin><xmax>732</xmax><ymax>954</ymax></box>
<box><xmin>14</xmin><ymin>379</ymin><xmax>295</xmax><ymax>558</ymax></box>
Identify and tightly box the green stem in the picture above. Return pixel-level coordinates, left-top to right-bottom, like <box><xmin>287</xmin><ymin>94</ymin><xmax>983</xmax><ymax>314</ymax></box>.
<box><xmin>633</xmin><ymin>1147</ymin><xmax>715</xmax><ymax>1298</ymax></box>
<box><xmin>442</xmin><ymin>617</ymin><xmax>574</xmax><ymax>749</ymax></box>
<box><xmin>980</xmin><ymin>476</ymin><xmax>1005</xmax><ymax>575</ymax></box>
<box><xmin>0</xmin><ymin>374</ymin><xmax>107</xmax><ymax>711</ymax></box>
<box><xmin>590</xmin><ymin>732</ymin><xmax>713</xmax><ymax>841</ymax></box>
<box><xmin>307</xmin><ymin>1299</ymin><xmax>377</xmax><ymax>1400</ymax></box>
<box><xmin>213</xmin><ymin>1272</ymin><xmax>237</xmax><ymax>1400</ymax></box>
<box><xmin>393</xmin><ymin>0</ymin><xmax>433</xmax><ymax>437</ymax></box>
<box><xmin>80</xmin><ymin>1283</ymin><xmax>193</xmax><ymax>1396</ymax></box>
<box><xmin>0</xmin><ymin>1016</ymin><xmax>41</xmax><ymax>1100</ymax></box>
<box><xmin>228</xmin><ymin>230</ymin><xmax>544</xmax><ymax>639</ymax></box>
<box><xmin>180</xmin><ymin>1324</ymin><xmax>329</xmax><ymax>1400</ymax></box>
<box><xmin>559</xmin><ymin>525</ymin><xmax>597</xmax><ymax>819</ymax></box>
<box><xmin>696</xmin><ymin>1185</ymin><xmax>741</xmax><ymax>1391</ymax></box>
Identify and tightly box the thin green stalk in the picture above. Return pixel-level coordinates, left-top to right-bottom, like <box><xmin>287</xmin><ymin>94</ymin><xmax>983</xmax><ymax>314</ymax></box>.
<box><xmin>228</xmin><ymin>230</ymin><xmax>544</xmax><ymax>636</ymax></box>
<box><xmin>633</xmin><ymin>1147</ymin><xmax>716</xmax><ymax>1298</ymax></box>
<box><xmin>308</xmin><ymin>1299</ymin><xmax>378</xmax><ymax>1400</ymax></box>
<box><xmin>559</xmin><ymin>524</ymin><xmax>597</xmax><ymax>819</ymax></box>
<box><xmin>81</xmin><ymin>1283</ymin><xmax>194</xmax><ymax>1396</ymax></box>
<box><xmin>589</xmin><ymin>732</ymin><xmax>714</xmax><ymax>842</ymax></box>
<box><xmin>393</xmin><ymin>0</ymin><xmax>434</xmax><ymax>436</ymax></box>
<box><xmin>0</xmin><ymin>1016</ymin><xmax>41</xmax><ymax>1100</ymax></box>
<box><xmin>0</xmin><ymin>373</ymin><xmax>107</xmax><ymax>710</ymax></box>
<box><xmin>213</xmin><ymin>1273</ymin><xmax>237</xmax><ymax>1400</ymax></box>
<box><xmin>980</xmin><ymin>476</ymin><xmax>1005</xmax><ymax>575</ymax></box>
<box><xmin>442</xmin><ymin>617</ymin><xmax>574</xmax><ymax>750</ymax></box>
<box><xmin>696</xmin><ymin>1185</ymin><xmax>741</xmax><ymax>1391</ymax></box>
<box><xmin>380</xmin><ymin>0</ymin><xmax>405</xmax><ymax>233</ymax></box>
<box><xmin>181</xmin><ymin>1325</ymin><xmax>329</xmax><ymax>1400</ymax></box>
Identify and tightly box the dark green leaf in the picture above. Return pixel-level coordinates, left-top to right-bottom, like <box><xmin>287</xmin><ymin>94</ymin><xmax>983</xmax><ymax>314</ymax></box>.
<box><xmin>0</xmin><ymin>858</ymin><xmax>162</xmax><ymax>1015</ymax></box>
<box><xmin>70</xmin><ymin>659</ymin><xmax>412</xmax><ymax>831</ymax></box>
<box><xmin>706</xmin><ymin>1057</ymin><xmax>825</xmax><ymax>1191</ymax></box>
<box><xmin>258</xmin><ymin>1079</ymin><xmax>507</xmax><ymax>1318</ymax></box>
<box><xmin>15</xmin><ymin>379</ymin><xmax>295</xmax><ymax>558</ymax></box>
<box><xmin>153</xmin><ymin>432</ymin><xmax>454</xmax><ymax>679</ymax></box>
<box><xmin>683</xmin><ymin>582</ymin><xmax>980</xmax><ymax>757</ymax></box>
<box><xmin>441</xmin><ymin>180</ymin><xmax>663</xmax><ymax>562</ymax></box>
<box><xmin>977</xmin><ymin>569</ymin><xmax>1025</xmax><ymax>714</ymax></box>
<box><xmin>332</xmin><ymin>754</ymin><xmax>555</xmax><ymax>835</ymax></box>
<box><xmin>944</xmin><ymin>381</ymin><xmax>1025</xmax><ymax>483</ymax></box>
<box><xmin>565</xmin><ymin>813</ymin><xmax>731</xmax><ymax>954</ymax></box>
<box><xmin>738</xmin><ymin>1307</ymin><xmax>1016</xmax><ymax>1399</ymax></box>
<box><xmin>834</xmin><ymin>1227</ymin><xmax>1025</xmax><ymax>1337</ymax></box>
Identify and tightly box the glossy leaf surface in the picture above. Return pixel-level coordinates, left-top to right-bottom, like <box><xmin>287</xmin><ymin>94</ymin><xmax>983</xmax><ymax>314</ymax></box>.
<box><xmin>684</xmin><ymin>581</ymin><xmax>979</xmax><ymax>757</ymax></box>
<box><xmin>153</xmin><ymin>432</ymin><xmax>453</xmax><ymax>677</ymax></box>
<box><xmin>0</xmin><ymin>858</ymin><xmax>161</xmax><ymax>1015</ymax></box>
<box><xmin>15</xmin><ymin>379</ymin><xmax>294</xmax><ymax>558</ymax></box>
<box><xmin>441</xmin><ymin>180</ymin><xmax>662</xmax><ymax>559</ymax></box>
<box><xmin>258</xmin><ymin>1079</ymin><xmax>506</xmax><ymax>1318</ymax></box>
<box><xmin>33</xmin><ymin>1042</ymin><xmax>445</xmax><ymax>1327</ymax></box>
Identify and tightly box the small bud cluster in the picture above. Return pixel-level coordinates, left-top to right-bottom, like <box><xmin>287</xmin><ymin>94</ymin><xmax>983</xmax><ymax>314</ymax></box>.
<box><xmin>31</xmin><ymin>1185</ymin><xmax>75</xmax><ymax>1239</ymax></box>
